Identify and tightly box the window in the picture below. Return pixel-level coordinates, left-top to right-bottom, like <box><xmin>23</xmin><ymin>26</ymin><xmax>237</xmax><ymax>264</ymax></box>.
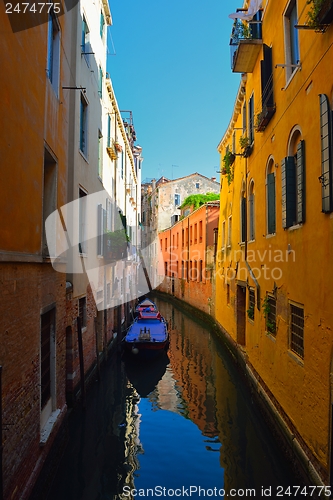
<box><xmin>81</xmin><ymin>15</ymin><xmax>90</xmax><ymax>65</ymax></box>
<box><xmin>98</xmin><ymin>131</ymin><xmax>103</xmax><ymax>178</ymax></box>
<box><xmin>79</xmin><ymin>297</ymin><xmax>87</xmax><ymax>328</ymax></box>
<box><xmin>190</xmin><ymin>225</ymin><xmax>192</xmax><ymax>245</ymax></box>
<box><xmin>174</xmin><ymin>193</ymin><xmax>181</xmax><ymax>206</ymax></box>
<box><xmin>319</xmin><ymin>94</ymin><xmax>332</xmax><ymax>213</ymax></box>
<box><xmin>281</xmin><ymin>139</ymin><xmax>305</xmax><ymax>228</ymax></box>
<box><xmin>199</xmin><ymin>220</ymin><xmax>203</xmax><ymax>242</ymax></box>
<box><xmin>222</xmin><ymin>220</ymin><xmax>226</xmax><ymax>250</ymax></box>
<box><xmin>290</xmin><ymin>303</ymin><xmax>304</xmax><ymax>358</ymax></box>
<box><xmin>196</xmin><ymin>182</ymin><xmax>200</xmax><ymax>189</ymax></box>
<box><xmin>79</xmin><ymin>188</ymin><xmax>87</xmax><ymax>254</ymax></box>
<box><xmin>97</xmin><ymin>204</ymin><xmax>106</xmax><ymax>256</ymax></box>
<box><xmin>40</xmin><ymin>307</ymin><xmax>56</xmax><ymax>429</ymax></box>
<box><xmin>106</xmin><ymin>198</ymin><xmax>112</xmax><ymax>232</ymax></box>
<box><xmin>198</xmin><ymin>260</ymin><xmax>202</xmax><ymax>282</ymax></box>
<box><xmin>248</xmin><ymin>288</ymin><xmax>255</xmax><ymax>320</ymax></box>
<box><xmin>266</xmin><ymin>160</ymin><xmax>276</xmax><ymax>235</ymax></box>
<box><xmin>118</xmin><ymin>151</ymin><xmax>124</xmax><ymax>179</ymax></box>
<box><xmin>80</xmin><ymin>92</ymin><xmax>88</xmax><ymax>156</ymax></box>
<box><xmin>242</xmin><ymin>101</ymin><xmax>247</xmax><ymax>135</ymax></box>
<box><xmin>107</xmin><ymin>114</ymin><xmax>111</xmax><ymax>147</ymax></box>
<box><xmin>100</xmin><ymin>10</ymin><xmax>105</xmax><ymax>38</ymax></box>
<box><xmin>265</xmin><ymin>295</ymin><xmax>276</xmax><ymax>335</ymax></box>
<box><xmin>194</xmin><ymin>223</ymin><xmax>197</xmax><ymax>244</ymax></box>
<box><xmin>249</xmin><ymin>181</ymin><xmax>255</xmax><ymax>241</ymax></box>
<box><xmin>47</xmin><ymin>8</ymin><xmax>60</xmax><ymax>94</ymax></box>
<box><xmin>248</xmin><ymin>94</ymin><xmax>254</xmax><ymax>145</ymax></box>
<box><xmin>182</xmin><ymin>229</ymin><xmax>184</xmax><ymax>247</ymax></box>
<box><xmin>42</xmin><ymin>148</ymin><xmax>57</xmax><ymax>256</ymax></box>
<box><xmin>227</xmin><ymin>216</ymin><xmax>232</xmax><ymax>248</ymax></box>
<box><xmin>284</xmin><ymin>0</ymin><xmax>300</xmax><ymax>82</ymax></box>
<box><xmin>98</xmin><ymin>66</ymin><xmax>103</xmax><ymax>98</ymax></box>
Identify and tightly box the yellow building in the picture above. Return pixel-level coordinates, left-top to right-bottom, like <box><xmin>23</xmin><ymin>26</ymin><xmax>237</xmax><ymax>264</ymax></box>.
<box><xmin>215</xmin><ymin>0</ymin><xmax>333</xmax><ymax>486</ymax></box>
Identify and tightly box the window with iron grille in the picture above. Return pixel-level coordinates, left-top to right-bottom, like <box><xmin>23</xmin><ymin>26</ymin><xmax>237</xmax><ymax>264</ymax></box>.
<box><xmin>248</xmin><ymin>288</ymin><xmax>255</xmax><ymax>320</ymax></box>
<box><xmin>290</xmin><ymin>303</ymin><xmax>304</xmax><ymax>358</ymax></box>
<box><xmin>79</xmin><ymin>297</ymin><xmax>87</xmax><ymax>328</ymax></box>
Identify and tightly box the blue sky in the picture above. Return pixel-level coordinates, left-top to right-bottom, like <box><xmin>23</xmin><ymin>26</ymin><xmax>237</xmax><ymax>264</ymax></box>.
<box><xmin>107</xmin><ymin>0</ymin><xmax>241</xmax><ymax>182</ymax></box>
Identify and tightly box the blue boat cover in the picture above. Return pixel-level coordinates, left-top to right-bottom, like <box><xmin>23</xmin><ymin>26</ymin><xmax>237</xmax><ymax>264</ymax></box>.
<box><xmin>125</xmin><ymin>319</ymin><xmax>167</xmax><ymax>343</ymax></box>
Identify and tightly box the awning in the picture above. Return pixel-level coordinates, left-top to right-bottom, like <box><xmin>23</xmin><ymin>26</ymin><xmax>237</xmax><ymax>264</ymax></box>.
<box><xmin>229</xmin><ymin>0</ymin><xmax>262</xmax><ymax>21</ymax></box>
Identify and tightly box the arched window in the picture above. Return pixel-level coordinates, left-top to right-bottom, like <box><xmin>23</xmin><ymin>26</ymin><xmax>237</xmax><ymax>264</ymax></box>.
<box><xmin>248</xmin><ymin>180</ymin><xmax>255</xmax><ymax>241</ymax></box>
<box><xmin>266</xmin><ymin>159</ymin><xmax>276</xmax><ymax>235</ymax></box>
<box><xmin>281</xmin><ymin>128</ymin><xmax>305</xmax><ymax>228</ymax></box>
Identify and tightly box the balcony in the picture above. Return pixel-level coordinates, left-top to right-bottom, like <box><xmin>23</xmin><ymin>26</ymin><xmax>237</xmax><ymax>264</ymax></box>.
<box><xmin>255</xmin><ymin>105</ymin><xmax>276</xmax><ymax>132</ymax></box>
<box><xmin>230</xmin><ymin>16</ymin><xmax>262</xmax><ymax>73</ymax></box>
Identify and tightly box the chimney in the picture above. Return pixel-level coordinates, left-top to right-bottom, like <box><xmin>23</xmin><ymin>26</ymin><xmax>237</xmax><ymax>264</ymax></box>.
<box><xmin>211</xmin><ymin>177</ymin><xmax>216</xmax><ymax>182</ymax></box>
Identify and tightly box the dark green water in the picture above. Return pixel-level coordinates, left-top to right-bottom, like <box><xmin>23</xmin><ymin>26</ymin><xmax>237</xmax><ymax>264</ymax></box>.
<box><xmin>44</xmin><ymin>297</ymin><xmax>307</xmax><ymax>500</ymax></box>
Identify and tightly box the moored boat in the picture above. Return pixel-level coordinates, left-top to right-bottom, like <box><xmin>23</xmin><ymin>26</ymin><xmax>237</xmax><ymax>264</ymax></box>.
<box><xmin>123</xmin><ymin>307</ymin><xmax>169</xmax><ymax>360</ymax></box>
<box><xmin>134</xmin><ymin>297</ymin><xmax>158</xmax><ymax>317</ymax></box>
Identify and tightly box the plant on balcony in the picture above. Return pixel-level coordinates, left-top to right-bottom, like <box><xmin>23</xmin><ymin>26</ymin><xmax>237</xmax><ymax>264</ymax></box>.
<box><xmin>263</xmin><ymin>296</ymin><xmax>276</xmax><ymax>334</ymax></box>
<box><xmin>307</xmin><ymin>0</ymin><xmax>333</xmax><ymax>27</ymax></box>
<box><xmin>231</xmin><ymin>19</ymin><xmax>252</xmax><ymax>43</ymax></box>
<box><xmin>222</xmin><ymin>150</ymin><xmax>235</xmax><ymax>185</ymax></box>
<box><xmin>239</xmin><ymin>135</ymin><xmax>253</xmax><ymax>158</ymax></box>
<box><xmin>247</xmin><ymin>304</ymin><xmax>255</xmax><ymax>320</ymax></box>
<box><xmin>104</xmin><ymin>229</ymin><xmax>129</xmax><ymax>260</ymax></box>
<box><xmin>114</xmin><ymin>142</ymin><xmax>122</xmax><ymax>153</ymax></box>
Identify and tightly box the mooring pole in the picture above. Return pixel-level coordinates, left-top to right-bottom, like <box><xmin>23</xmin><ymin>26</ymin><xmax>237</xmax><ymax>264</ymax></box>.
<box><xmin>0</xmin><ymin>366</ymin><xmax>3</xmax><ymax>500</ymax></box>
<box><xmin>77</xmin><ymin>317</ymin><xmax>86</xmax><ymax>409</ymax></box>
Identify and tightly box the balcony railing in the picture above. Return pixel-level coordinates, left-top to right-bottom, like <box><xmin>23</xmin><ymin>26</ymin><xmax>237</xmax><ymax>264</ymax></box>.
<box><xmin>230</xmin><ymin>14</ymin><xmax>262</xmax><ymax>73</ymax></box>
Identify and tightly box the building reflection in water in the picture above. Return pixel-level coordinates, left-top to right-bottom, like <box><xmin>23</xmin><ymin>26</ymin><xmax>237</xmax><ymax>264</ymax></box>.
<box><xmin>46</xmin><ymin>297</ymin><xmax>301</xmax><ymax>500</ymax></box>
<box><xmin>122</xmin><ymin>297</ymin><xmax>299</xmax><ymax>495</ymax></box>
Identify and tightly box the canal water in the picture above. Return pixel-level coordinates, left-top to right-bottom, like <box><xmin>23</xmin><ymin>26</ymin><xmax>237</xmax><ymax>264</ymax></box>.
<box><xmin>45</xmin><ymin>296</ymin><xmax>307</xmax><ymax>500</ymax></box>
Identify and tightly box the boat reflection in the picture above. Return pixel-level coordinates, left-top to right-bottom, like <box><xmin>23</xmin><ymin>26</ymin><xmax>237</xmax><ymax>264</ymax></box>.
<box><xmin>123</xmin><ymin>351</ymin><xmax>170</xmax><ymax>398</ymax></box>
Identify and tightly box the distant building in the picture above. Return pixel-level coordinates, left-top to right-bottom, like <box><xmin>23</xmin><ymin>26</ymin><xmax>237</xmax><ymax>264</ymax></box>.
<box><xmin>141</xmin><ymin>173</ymin><xmax>219</xmax><ymax>290</ymax></box>
<box><xmin>158</xmin><ymin>201</ymin><xmax>219</xmax><ymax>316</ymax></box>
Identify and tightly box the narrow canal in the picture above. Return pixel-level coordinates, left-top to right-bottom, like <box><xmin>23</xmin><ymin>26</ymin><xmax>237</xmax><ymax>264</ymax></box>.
<box><xmin>44</xmin><ymin>296</ymin><xmax>307</xmax><ymax>500</ymax></box>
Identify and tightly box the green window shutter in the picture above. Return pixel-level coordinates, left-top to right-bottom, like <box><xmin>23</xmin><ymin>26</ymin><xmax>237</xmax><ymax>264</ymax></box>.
<box><xmin>249</xmin><ymin>193</ymin><xmax>255</xmax><ymax>240</ymax></box>
<box><xmin>267</xmin><ymin>172</ymin><xmax>276</xmax><ymax>234</ymax></box>
<box><xmin>296</xmin><ymin>140</ymin><xmax>306</xmax><ymax>224</ymax></box>
<box><xmin>261</xmin><ymin>44</ymin><xmax>273</xmax><ymax>109</ymax></box>
<box><xmin>319</xmin><ymin>94</ymin><xmax>332</xmax><ymax>213</ymax></box>
<box><xmin>281</xmin><ymin>156</ymin><xmax>296</xmax><ymax>229</ymax></box>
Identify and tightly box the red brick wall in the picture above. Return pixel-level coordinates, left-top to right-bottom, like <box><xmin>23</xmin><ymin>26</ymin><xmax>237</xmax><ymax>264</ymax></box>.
<box><xmin>0</xmin><ymin>262</ymin><xmax>67</xmax><ymax>500</ymax></box>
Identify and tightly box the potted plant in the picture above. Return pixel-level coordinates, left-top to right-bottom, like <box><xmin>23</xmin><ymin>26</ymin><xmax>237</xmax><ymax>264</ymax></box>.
<box><xmin>222</xmin><ymin>150</ymin><xmax>235</xmax><ymax>185</ymax></box>
<box><xmin>231</xmin><ymin>19</ymin><xmax>252</xmax><ymax>43</ymax></box>
<box><xmin>239</xmin><ymin>135</ymin><xmax>253</xmax><ymax>158</ymax></box>
<box><xmin>247</xmin><ymin>304</ymin><xmax>255</xmax><ymax>320</ymax></box>
<box><xmin>114</xmin><ymin>142</ymin><xmax>122</xmax><ymax>153</ymax></box>
<box><xmin>263</xmin><ymin>296</ymin><xmax>276</xmax><ymax>334</ymax></box>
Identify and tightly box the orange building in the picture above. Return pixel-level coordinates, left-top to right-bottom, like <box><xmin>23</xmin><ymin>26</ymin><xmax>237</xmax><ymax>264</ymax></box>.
<box><xmin>0</xmin><ymin>3</ymin><xmax>72</xmax><ymax>499</ymax></box>
<box><xmin>158</xmin><ymin>202</ymin><xmax>219</xmax><ymax>315</ymax></box>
